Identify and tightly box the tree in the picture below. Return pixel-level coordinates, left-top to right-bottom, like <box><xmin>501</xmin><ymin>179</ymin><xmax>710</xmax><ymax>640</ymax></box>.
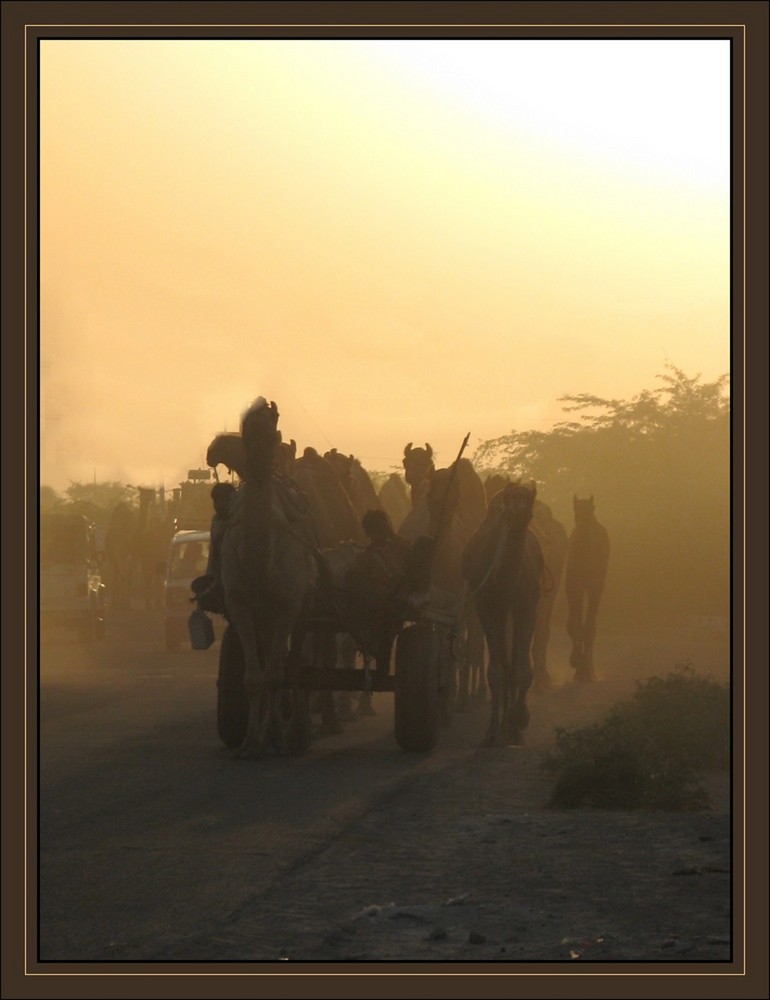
<box><xmin>472</xmin><ymin>366</ymin><xmax>730</xmax><ymax>626</ymax></box>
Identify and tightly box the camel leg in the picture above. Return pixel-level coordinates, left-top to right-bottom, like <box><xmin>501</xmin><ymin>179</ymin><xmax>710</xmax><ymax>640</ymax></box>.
<box><xmin>466</xmin><ymin>609</ymin><xmax>486</xmax><ymax>705</ymax></box>
<box><xmin>263</xmin><ymin>613</ymin><xmax>297</xmax><ymax>754</ymax></box>
<box><xmin>229</xmin><ymin>606</ymin><xmax>271</xmax><ymax>759</ymax></box>
<box><xmin>507</xmin><ymin>605</ymin><xmax>536</xmax><ymax>746</ymax></box>
<box><xmin>477</xmin><ymin>611</ymin><xmax>506</xmax><ymax>747</ymax></box>
<box><xmin>455</xmin><ymin>625</ymin><xmax>472</xmax><ymax>712</ymax></box>
<box><xmin>577</xmin><ymin>590</ymin><xmax>603</xmax><ymax>682</ymax></box>
<box><xmin>334</xmin><ymin>634</ymin><xmax>358</xmax><ymax>722</ymax></box>
<box><xmin>531</xmin><ymin>596</ymin><xmax>553</xmax><ymax>692</ymax></box>
<box><xmin>567</xmin><ymin>591</ymin><xmax>586</xmax><ymax>675</ymax></box>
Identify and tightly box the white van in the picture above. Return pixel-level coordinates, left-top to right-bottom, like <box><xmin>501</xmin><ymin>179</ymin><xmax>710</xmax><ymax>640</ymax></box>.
<box><xmin>40</xmin><ymin>512</ymin><xmax>106</xmax><ymax>640</ymax></box>
<box><xmin>164</xmin><ymin>530</ymin><xmax>210</xmax><ymax>651</ymax></box>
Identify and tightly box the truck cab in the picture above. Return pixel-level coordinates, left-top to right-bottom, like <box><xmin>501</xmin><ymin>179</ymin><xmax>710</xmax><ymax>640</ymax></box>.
<box><xmin>163</xmin><ymin>530</ymin><xmax>210</xmax><ymax>651</ymax></box>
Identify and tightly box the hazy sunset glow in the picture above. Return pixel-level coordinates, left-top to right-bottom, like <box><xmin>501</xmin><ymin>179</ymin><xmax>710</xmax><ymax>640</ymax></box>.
<box><xmin>39</xmin><ymin>38</ymin><xmax>730</xmax><ymax>489</ymax></box>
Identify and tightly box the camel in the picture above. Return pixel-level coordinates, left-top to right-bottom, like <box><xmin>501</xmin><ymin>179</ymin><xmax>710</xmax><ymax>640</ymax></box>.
<box><xmin>462</xmin><ymin>482</ymin><xmax>543</xmax><ymax>747</ymax></box>
<box><xmin>207</xmin><ymin>432</ymin><xmax>369</xmax><ymax>732</ymax></box>
<box><xmin>293</xmin><ymin>447</ymin><xmax>365</xmax><ymax>549</ymax></box>
<box><xmin>565</xmin><ymin>495</ymin><xmax>610</xmax><ymax>682</ymax></box>
<box><xmin>529</xmin><ymin>500</ymin><xmax>569</xmax><ymax>691</ymax></box>
<box><xmin>398</xmin><ymin>460</ymin><xmax>473</xmax><ymax>723</ymax></box>
<box><xmin>206</xmin><ymin>432</ymin><xmax>248</xmax><ymax>481</ymax></box>
<box><xmin>484</xmin><ymin>476</ymin><xmax>568</xmax><ymax>692</ymax></box>
<box><xmin>484</xmin><ymin>473</ymin><xmax>512</xmax><ymax>506</ymax></box>
<box><xmin>323</xmin><ymin>449</ymin><xmax>383</xmax><ymax>522</ymax></box>
<box><xmin>377</xmin><ymin>473</ymin><xmax>411</xmax><ymax>532</ymax></box>
<box><xmin>278</xmin><ymin>443</ymin><xmax>385</xmax><ymax>728</ymax></box>
<box><xmin>402</xmin><ymin>442</ymin><xmax>487</xmax><ymax>710</ymax></box>
<box><xmin>211</xmin><ymin>398</ymin><xmax>318</xmax><ymax>758</ymax></box>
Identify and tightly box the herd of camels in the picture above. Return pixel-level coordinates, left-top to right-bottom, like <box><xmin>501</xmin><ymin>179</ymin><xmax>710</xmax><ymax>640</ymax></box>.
<box><xmin>194</xmin><ymin>397</ymin><xmax>610</xmax><ymax>759</ymax></box>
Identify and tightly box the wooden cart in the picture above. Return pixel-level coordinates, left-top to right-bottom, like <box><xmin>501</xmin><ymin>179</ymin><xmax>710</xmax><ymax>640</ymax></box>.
<box><xmin>215</xmin><ymin>600</ymin><xmax>456</xmax><ymax>755</ymax></box>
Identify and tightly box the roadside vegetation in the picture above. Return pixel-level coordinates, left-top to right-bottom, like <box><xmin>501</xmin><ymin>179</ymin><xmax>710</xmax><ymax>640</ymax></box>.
<box><xmin>543</xmin><ymin>664</ymin><xmax>730</xmax><ymax>811</ymax></box>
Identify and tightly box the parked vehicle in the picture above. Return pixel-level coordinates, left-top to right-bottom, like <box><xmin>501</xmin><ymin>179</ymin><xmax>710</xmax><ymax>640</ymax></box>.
<box><xmin>164</xmin><ymin>530</ymin><xmax>210</xmax><ymax>651</ymax></box>
<box><xmin>40</xmin><ymin>512</ymin><xmax>106</xmax><ymax>640</ymax></box>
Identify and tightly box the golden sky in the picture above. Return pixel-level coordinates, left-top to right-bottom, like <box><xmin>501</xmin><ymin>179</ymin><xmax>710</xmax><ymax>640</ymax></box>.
<box><xmin>39</xmin><ymin>39</ymin><xmax>730</xmax><ymax>490</ymax></box>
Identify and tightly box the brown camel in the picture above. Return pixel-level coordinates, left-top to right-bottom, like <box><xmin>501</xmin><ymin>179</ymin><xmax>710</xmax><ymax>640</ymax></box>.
<box><xmin>398</xmin><ymin>459</ymin><xmax>473</xmax><ymax>723</ymax></box>
<box><xmin>462</xmin><ymin>482</ymin><xmax>543</xmax><ymax>747</ymax></box>
<box><xmin>485</xmin><ymin>476</ymin><xmax>568</xmax><ymax>692</ymax></box>
<box><xmin>377</xmin><ymin>473</ymin><xmax>411</xmax><ymax>532</ymax></box>
<box><xmin>529</xmin><ymin>500</ymin><xmax>569</xmax><ymax>691</ymax></box>
<box><xmin>323</xmin><ymin>449</ymin><xmax>383</xmax><ymax>521</ymax></box>
<box><xmin>212</xmin><ymin>399</ymin><xmax>318</xmax><ymax>758</ymax></box>
<box><xmin>402</xmin><ymin>442</ymin><xmax>487</xmax><ymax>710</ymax></box>
<box><xmin>565</xmin><ymin>495</ymin><xmax>610</xmax><ymax>682</ymax></box>
<box><xmin>293</xmin><ymin>447</ymin><xmax>365</xmax><ymax>548</ymax></box>
<box><xmin>279</xmin><ymin>444</ymin><xmax>377</xmax><ymax>729</ymax></box>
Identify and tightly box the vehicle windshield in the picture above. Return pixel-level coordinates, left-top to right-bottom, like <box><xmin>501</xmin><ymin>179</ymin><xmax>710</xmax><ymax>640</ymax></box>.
<box><xmin>41</xmin><ymin>517</ymin><xmax>88</xmax><ymax>568</ymax></box>
<box><xmin>169</xmin><ymin>539</ymin><xmax>209</xmax><ymax>580</ymax></box>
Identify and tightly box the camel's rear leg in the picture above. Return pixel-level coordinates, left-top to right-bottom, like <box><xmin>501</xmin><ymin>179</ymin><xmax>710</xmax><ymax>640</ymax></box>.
<box><xmin>577</xmin><ymin>589</ymin><xmax>603</xmax><ymax>682</ymax></box>
<box><xmin>477</xmin><ymin>611</ymin><xmax>507</xmax><ymax>747</ymax></box>
<box><xmin>506</xmin><ymin>609</ymin><xmax>536</xmax><ymax>746</ymax></box>
<box><xmin>567</xmin><ymin>591</ymin><xmax>587</xmax><ymax>677</ymax></box>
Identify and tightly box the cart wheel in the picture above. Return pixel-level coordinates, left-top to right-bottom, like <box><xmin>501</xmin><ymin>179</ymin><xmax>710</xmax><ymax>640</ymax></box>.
<box><xmin>394</xmin><ymin>624</ymin><xmax>441</xmax><ymax>753</ymax></box>
<box><xmin>217</xmin><ymin>625</ymin><xmax>248</xmax><ymax>748</ymax></box>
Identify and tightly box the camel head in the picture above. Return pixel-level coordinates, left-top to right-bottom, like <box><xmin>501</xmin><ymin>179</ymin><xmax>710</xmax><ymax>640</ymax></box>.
<box><xmin>402</xmin><ymin>441</ymin><xmax>435</xmax><ymax>487</ymax></box>
<box><xmin>489</xmin><ymin>481</ymin><xmax>537</xmax><ymax>531</ymax></box>
<box><xmin>573</xmin><ymin>494</ymin><xmax>596</xmax><ymax>526</ymax></box>
<box><xmin>324</xmin><ymin>448</ymin><xmax>353</xmax><ymax>490</ymax></box>
<box><xmin>275</xmin><ymin>437</ymin><xmax>297</xmax><ymax>476</ymax></box>
<box><xmin>207</xmin><ymin>433</ymin><xmax>247</xmax><ymax>480</ymax></box>
<box><xmin>484</xmin><ymin>473</ymin><xmax>512</xmax><ymax>505</ymax></box>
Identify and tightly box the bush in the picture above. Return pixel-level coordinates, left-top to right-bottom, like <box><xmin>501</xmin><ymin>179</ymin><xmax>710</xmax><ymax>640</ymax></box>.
<box><xmin>543</xmin><ymin>664</ymin><xmax>730</xmax><ymax>810</ymax></box>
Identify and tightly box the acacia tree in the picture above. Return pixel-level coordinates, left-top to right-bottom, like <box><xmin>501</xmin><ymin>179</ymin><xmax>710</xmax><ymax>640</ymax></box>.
<box><xmin>473</xmin><ymin>366</ymin><xmax>730</xmax><ymax>626</ymax></box>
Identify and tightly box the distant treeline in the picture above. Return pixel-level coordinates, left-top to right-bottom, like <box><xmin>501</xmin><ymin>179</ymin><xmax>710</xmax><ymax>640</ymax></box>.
<box><xmin>472</xmin><ymin>365</ymin><xmax>730</xmax><ymax>627</ymax></box>
<box><xmin>41</xmin><ymin>366</ymin><xmax>730</xmax><ymax>629</ymax></box>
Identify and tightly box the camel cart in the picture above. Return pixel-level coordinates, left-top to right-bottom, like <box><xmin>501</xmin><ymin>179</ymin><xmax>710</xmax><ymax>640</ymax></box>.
<box><xmin>215</xmin><ymin>596</ymin><xmax>457</xmax><ymax>756</ymax></box>
<box><xmin>214</xmin><ymin>432</ymin><xmax>470</xmax><ymax>756</ymax></box>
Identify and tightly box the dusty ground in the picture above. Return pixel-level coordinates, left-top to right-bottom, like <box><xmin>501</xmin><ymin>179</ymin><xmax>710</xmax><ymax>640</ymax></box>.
<box><xmin>174</xmin><ymin>623</ymin><xmax>732</xmax><ymax>965</ymax></box>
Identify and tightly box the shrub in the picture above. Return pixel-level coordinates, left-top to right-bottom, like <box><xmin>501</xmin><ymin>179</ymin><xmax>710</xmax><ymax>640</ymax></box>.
<box><xmin>543</xmin><ymin>663</ymin><xmax>730</xmax><ymax>810</ymax></box>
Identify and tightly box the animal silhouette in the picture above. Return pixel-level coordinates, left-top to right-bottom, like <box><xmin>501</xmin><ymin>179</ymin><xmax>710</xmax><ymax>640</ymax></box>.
<box><xmin>377</xmin><ymin>473</ymin><xmax>411</xmax><ymax>532</ymax></box>
<box><xmin>463</xmin><ymin>483</ymin><xmax>543</xmax><ymax>746</ymax></box>
<box><xmin>565</xmin><ymin>495</ymin><xmax>610</xmax><ymax>682</ymax></box>
<box><xmin>402</xmin><ymin>442</ymin><xmax>487</xmax><ymax>710</ymax></box>
<box><xmin>484</xmin><ymin>477</ymin><xmax>568</xmax><ymax>692</ymax></box>
<box><xmin>212</xmin><ymin>399</ymin><xmax>318</xmax><ymax>757</ymax></box>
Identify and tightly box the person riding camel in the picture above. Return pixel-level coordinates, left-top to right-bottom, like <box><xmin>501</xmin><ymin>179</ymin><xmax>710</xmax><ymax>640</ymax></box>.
<box><xmin>192</xmin><ymin>481</ymin><xmax>237</xmax><ymax>616</ymax></box>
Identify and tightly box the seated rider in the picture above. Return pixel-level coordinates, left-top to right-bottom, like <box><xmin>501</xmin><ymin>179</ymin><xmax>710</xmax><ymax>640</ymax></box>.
<box><xmin>342</xmin><ymin>510</ymin><xmax>431</xmax><ymax>665</ymax></box>
<box><xmin>193</xmin><ymin>481</ymin><xmax>236</xmax><ymax>615</ymax></box>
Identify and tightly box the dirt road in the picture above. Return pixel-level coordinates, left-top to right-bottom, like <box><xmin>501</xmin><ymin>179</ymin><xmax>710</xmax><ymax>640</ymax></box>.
<box><xmin>37</xmin><ymin>608</ymin><xmax>731</xmax><ymax>966</ymax></box>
